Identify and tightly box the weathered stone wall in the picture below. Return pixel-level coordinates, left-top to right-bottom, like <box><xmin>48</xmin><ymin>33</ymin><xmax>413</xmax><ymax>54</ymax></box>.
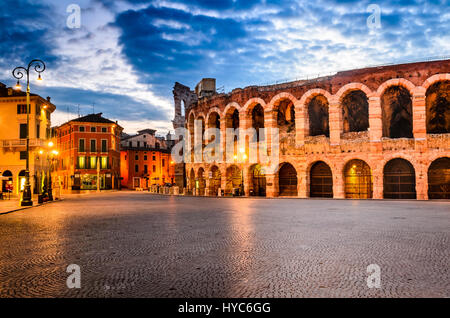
<box><xmin>178</xmin><ymin>60</ymin><xmax>450</xmax><ymax>200</ymax></box>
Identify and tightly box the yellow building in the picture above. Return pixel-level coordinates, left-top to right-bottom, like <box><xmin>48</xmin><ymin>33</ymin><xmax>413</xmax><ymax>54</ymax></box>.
<box><xmin>0</xmin><ymin>82</ymin><xmax>56</xmax><ymax>197</ymax></box>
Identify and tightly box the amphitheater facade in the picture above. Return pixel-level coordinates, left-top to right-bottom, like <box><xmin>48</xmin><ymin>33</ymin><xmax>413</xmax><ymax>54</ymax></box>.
<box><xmin>172</xmin><ymin>59</ymin><xmax>450</xmax><ymax>200</ymax></box>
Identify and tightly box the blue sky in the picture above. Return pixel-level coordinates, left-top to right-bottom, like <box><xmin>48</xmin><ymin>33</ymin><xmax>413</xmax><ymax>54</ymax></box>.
<box><xmin>1</xmin><ymin>0</ymin><xmax>449</xmax><ymax>134</ymax></box>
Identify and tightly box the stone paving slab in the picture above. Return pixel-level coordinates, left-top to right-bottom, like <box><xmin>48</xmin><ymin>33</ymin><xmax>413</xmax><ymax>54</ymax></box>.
<box><xmin>0</xmin><ymin>192</ymin><xmax>449</xmax><ymax>298</ymax></box>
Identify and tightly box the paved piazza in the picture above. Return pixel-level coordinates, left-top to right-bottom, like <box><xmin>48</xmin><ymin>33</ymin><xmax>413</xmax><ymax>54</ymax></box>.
<box><xmin>0</xmin><ymin>192</ymin><xmax>448</xmax><ymax>298</ymax></box>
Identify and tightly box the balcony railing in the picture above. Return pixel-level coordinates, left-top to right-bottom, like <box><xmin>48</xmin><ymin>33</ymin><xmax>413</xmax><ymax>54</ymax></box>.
<box><xmin>0</xmin><ymin>138</ymin><xmax>45</xmax><ymax>148</ymax></box>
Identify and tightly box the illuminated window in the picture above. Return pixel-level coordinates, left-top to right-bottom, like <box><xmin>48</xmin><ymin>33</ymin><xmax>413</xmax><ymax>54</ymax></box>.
<box><xmin>78</xmin><ymin>156</ymin><xmax>86</xmax><ymax>169</ymax></box>
<box><xmin>90</xmin><ymin>157</ymin><xmax>97</xmax><ymax>169</ymax></box>
<box><xmin>101</xmin><ymin>157</ymin><xmax>108</xmax><ymax>169</ymax></box>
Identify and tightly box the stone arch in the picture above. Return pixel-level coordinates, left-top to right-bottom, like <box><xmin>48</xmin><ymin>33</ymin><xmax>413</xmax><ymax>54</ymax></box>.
<box><xmin>383</xmin><ymin>158</ymin><xmax>416</xmax><ymax>199</ymax></box>
<box><xmin>267</xmin><ymin>92</ymin><xmax>297</xmax><ymax>111</ymax></box>
<box><xmin>428</xmin><ymin>157</ymin><xmax>450</xmax><ymax>199</ymax></box>
<box><xmin>376</xmin><ymin>78</ymin><xmax>416</xmax><ymax>97</ymax></box>
<box><xmin>243</xmin><ymin>97</ymin><xmax>267</xmax><ymax>112</ymax></box>
<box><xmin>425</xmin><ymin>79</ymin><xmax>450</xmax><ymax>134</ymax></box>
<box><xmin>343</xmin><ymin>159</ymin><xmax>373</xmax><ymax>199</ymax></box>
<box><xmin>248</xmin><ymin>163</ymin><xmax>266</xmax><ymax>196</ymax></box>
<box><xmin>421</xmin><ymin>73</ymin><xmax>450</xmax><ymax>91</ymax></box>
<box><xmin>335</xmin><ymin>83</ymin><xmax>373</xmax><ymax>101</ymax></box>
<box><xmin>223</xmin><ymin>102</ymin><xmax>242</xmax><ymax>117</ymax></box>
<box><xmin>225</xmin><ymin>164</ymin><xmax>242</xmax><ymax>195</ymax></box>
<box><xmin>206</xmin><ymin>107</ymin><xmax>222</xmax><ymax>128</ymax></box>
<box><xmin>277</xmin><ymin>162</ymin><xmax>298</xmax><ymax>196</ymax></box>
<box><xmin>309</xmin><ymin>161</ymin><xmax>333</xmax><ymax>198</ymax></box>
<box><xmin>380</xmin><ymin>85</ymin><xmax>413</xmax><ymax>138</ymax></box>
<box><xmin>208</xmin><ymin>165</ymin><xmax>221</xmax><ymax>196</ymax></box>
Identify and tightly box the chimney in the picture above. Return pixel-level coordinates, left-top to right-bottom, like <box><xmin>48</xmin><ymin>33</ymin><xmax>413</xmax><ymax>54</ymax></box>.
<box><xmin>46</xmin><ymin>96</ymin><xmax>51</xmax><ymax>102</ymax></box>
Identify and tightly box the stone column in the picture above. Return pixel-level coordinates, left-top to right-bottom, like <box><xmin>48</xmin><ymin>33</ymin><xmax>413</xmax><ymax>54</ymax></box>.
<box><xmin>372</xmin><ymin>167</ymin><xmax>383</xmax><ymax>199</ymax></box>
<box><xmin>295</xmin><ymin>102</ymin><xmax>307</xmax><ymax>146</ymax></box>
<box><xmin>415</xmin><ymin>160</ymin><xmax>428</xmax><ymax>200</ymax></box>
<box><xmin>297</xmin><ymin>170</ymin><xmax>307</xmax><ymax>198</ymax></box>
<box><xmin>220</xmin><ymin>119</ymin><xmax>227</xmax><ymax>163</ymax></box>
<box><xmin>265</xmin><ymin>173</ymin><xmax>276</xmax><ymax>197</ymax></box>
<box><xmin>328</xmin><ymin>97</ymin><xmax>341</xmax><ymax>146</ymax></box>
<box><xmin>220</xmin><ymin>164</ymin><xmax>227</xmax><ymax>195</ymax></box>
<box><xmin>264</xmin><ymin>110</ymin><xmax>276</xmax><ymax>155</ymax></box>
<box><xmin>242</xmin><ymin>164</ymin><xmax>250</xmax><ymax>196</ymax></box>
<box><xmin>333</xmin><ymin>165</ymin><xmax>345</xmax><ymax>199</ymax></box>
<box><xmin>368</xmin><ymin>96</ymin><xmax>382</xmax><ymax>152</ymax></box>
<box><xmin>205</xmin><ymin>177</ymin><xmax>210</xmax><ymax>196</ymax></box>
<box><xmin>412</xmin><ymin>87</ymin><xmax>427</xmax><ymax>151</ymax></box>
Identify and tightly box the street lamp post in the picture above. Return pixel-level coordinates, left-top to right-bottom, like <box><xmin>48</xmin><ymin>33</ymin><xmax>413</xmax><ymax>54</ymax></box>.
<box><xmin>13</xmin><ymin>59</ymin><xmax>45</xmax><ymax>206</ymax></box>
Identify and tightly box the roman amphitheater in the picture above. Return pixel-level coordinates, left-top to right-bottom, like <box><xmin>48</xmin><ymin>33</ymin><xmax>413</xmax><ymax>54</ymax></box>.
<box><xmin>172</xmin><ymin>59</ymin><xmax>450</xmax><ymax>200</ymax></box>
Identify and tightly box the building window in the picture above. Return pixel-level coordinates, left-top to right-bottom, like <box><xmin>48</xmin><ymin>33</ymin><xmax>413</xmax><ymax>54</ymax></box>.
<box><xmin>137</xmin><ymin>141</ymin><xmax>140</xmax><ymax>147</ymax></box>
<box><xmin>35</xmin><ymin>104</ymin><xmax>41</xmax><ymax>115</ymax></box>
<box><xmin>152</xmin><ymin>155</ymin><xmax>156</xmax><ymax>161</ymax></box>
<box><xmin>91</xmin><ymin>127</ymin><xmax>96</xmax><ymax>132</ymax></box>
<box><xmin>36</xmin><ymin>124</ymin><xmax>40</xmax><ymax>139</ymax></box>
<box><xmin>144</xmin><ymin>165</ymin><xmax>148</xmax><ymax>173</ymax></box>
<box><xmin>101</xmin><ymin>140</ymin><xmax>107</xmax><ymax>152</ymax></box>
<box><xmin>79</xmin><ymin>126</ymin><xmax>85</xmax><ymax>132</ymax></box>
<box><xmin>20</xmin><ymin>151</ymin><xmax>27</xmax><ymax>160</ymax></box>
<box><xmin>19</xmin><ymin>124</ymin><xmax>27</xmax><ymax>139</ymax></box>
<box><xmin>135</xmin><ymin>165</ymin><xmax>139</xmax><ymax>173</ymax></box>
<box><xmin>162</xmin><ymin>159</ymin><xmax>165</xmax><ymax>167</ymax></box>
<box><xmin>17</xmin><ymin>104</ymin><xmax>27</xmax><ymax>114</ymax></box>
<box><xmin>144</xmin><ymin>141</ymin><xmax>147</xmax><ymax>147</ymax></box>
<box><xmin>129</xmin><ymin>141</ymin><xmax>132</xmax><ymax>147</ymax></box>
<box><xmin>90</xmin><ymin>139</ymin><xmax>96</xmax><ymax>152</ymax></box>
<box><xmin>78</xmin><ymin>156</ymin><xmax>86</xmax><ymax>169</ymax></box>
<box><xmin>90</xmin><ymin>156</ymin><xmax>97</xmax><ymax>169</ymax></box>
<box><xmin>102</xmin><ymin>127</ymin><xmax>107</xmax><ymax>133</ymax></box>
<box><xmin>101</xmin><ymin>157</ymin><xmax>108</xmax><ymax>169</ymax></box>
<box><xmin>79</xmin><ymin>139</ymin><xmax>85</xmax><ymax>152</ymax></box>
<box><xmin>153</xmin><ymin>165</ymin><xmax>156</xmax><ymax>173</ymax></box>
<box><xmin>135</xmin><ymin>154</ymin><xmax>139</xmax><ymax>160</ymax></box>
<box><xmin>144</xmin><ymin>155</ymin><xmax>147</xmax><ymax>161</ymax></box>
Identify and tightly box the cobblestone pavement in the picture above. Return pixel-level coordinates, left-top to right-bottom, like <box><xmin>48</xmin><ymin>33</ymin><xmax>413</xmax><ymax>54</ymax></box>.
<box><xmin>0</xmin><ymin>192</ymin><xmax>449</xmax><ymax>298</ymax></box>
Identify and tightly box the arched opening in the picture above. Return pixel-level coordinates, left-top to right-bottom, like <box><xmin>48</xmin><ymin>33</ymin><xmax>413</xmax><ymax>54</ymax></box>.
<box><xmin>225</xmin><ymin>108</ymin><xmax>240</xmax><ymax>158</ymax></box>
<box><xmin>428</xmin><ymin>157</ymin><xmax>450</xmax><ymax>199</ymax></box>
<box><xmin>426</xmin><ymin>80</ymin><xmax>450</xmax><ymax>134</ymax></box>
<box><xmin>252</xmin><ymin>104</ymin><xmax>265</xmax><ymax>140</ymax></box>
<box><xmin>383</xmin><ymin>158</ymin><xmax>416</xmax><ymax>199</ymax></box>
<box><xmin>275</xmin><ymin>99</ymin><xmax>295</xmax><ymax>135</ymax></box>
<box><xmin>249</xmin><ymin>164</ymin><xmax>266</xmax><ymax>196</ymax></box>
<box><xmin>188</xmin><ymin>113</ymin><xmax>195</xmax><ymax>163</ymax></box>
<box><xmin>381</xmin><ymin>86</ymin><xmax>413</xmax><ymax>138</ymax></box>
<box><xmin>226</xmin><ymin>165</ymin><xmax>242</xmax><ymax>195</ymax></box>
<box><xmin>344</xmin><ymin>159</ymin><xmax>373</xmax><ymax>199</ymax></box>
<box><xmin>196</xmin><ymin>116</ymin><xmax>206</xmax><ymax>162</ymax></box>
<box><xmin>1</xmin><ymin>170</ymin><xmax>13</xmax><ymax>193</ymax></box>
<box><xmin>207</xmin><ymin>112</ymin><xmax>221</xmax><ymax>159</ymax></box>
<box><xmin>197</xmin><ymin>167</ymin><xmax>206</xmax><ymax>196</ymax></box>
<box><xmin>181</xmin><ymin>100</ymin><xmax>186</xmax><ymax>117</ymax></box>
<box><xmin>308</xmin><ymin>95</ymin><xmax>329</xmax><ymax>137</ymax></box>
<box><xmin>189</xmin><ymin>168</ymin><xmax>195</xmax><ymax>194</ymax></box>
<box><xmin>342</xmin><ymin>90</ymin><xmax>369</xmax><ymax>133</ymax></box>
<box><xmin>310</xmin><ymin>161</ymin><xmax>333</xmax><ymax>198</ymax></box>
<box><xmin>278</xmin><ymin>163</ymin><xmax>297</xmax><ymax>196</ymax></box>
<box><xmin>209</xmin><ymin>166</ymin><xmax>221</xmax><ymax>196</ymax></box>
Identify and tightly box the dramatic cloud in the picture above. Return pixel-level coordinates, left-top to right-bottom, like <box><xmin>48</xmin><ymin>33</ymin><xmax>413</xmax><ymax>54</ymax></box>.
<box><xmin>1</xmin><ymin>0</ymin><xmax>449</xmax><ymax>134</ymax></box>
